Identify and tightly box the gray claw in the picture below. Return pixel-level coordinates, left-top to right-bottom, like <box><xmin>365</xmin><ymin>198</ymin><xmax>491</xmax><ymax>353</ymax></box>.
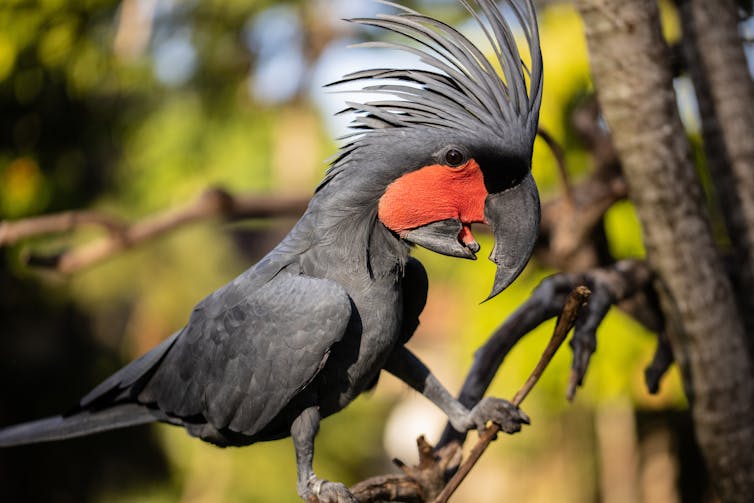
<box><xmin>306</xmin><ymin>478</ymin><xmax>358</xmax><ymax>503</ymax></box>
<box><xmin>469</xmin><ymin>397</ymin><xmax>529</xmax><ymax>435</ymax></box>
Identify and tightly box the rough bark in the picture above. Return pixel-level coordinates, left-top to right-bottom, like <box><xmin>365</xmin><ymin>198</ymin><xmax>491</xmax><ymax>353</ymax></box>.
<box><xmin>677</xmin><ymin>0</ymin><xmax>754</xmax><ymax>347</ymax></box>
<box><xmin>575</xmin><ymin>1</ymin><xmax>754</xmax><ymax>501</ymax></box>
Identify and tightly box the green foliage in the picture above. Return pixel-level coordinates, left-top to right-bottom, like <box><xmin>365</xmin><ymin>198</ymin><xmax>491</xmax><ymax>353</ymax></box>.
<box><xmin>116</xmin><ymin>93</ymin><xmax>277</xmax><ymax>211</ymax></box>
<box><xmin>604</xmin><ymin>200</ymin><xmax>647</xmax><ymax>259</ymax></box>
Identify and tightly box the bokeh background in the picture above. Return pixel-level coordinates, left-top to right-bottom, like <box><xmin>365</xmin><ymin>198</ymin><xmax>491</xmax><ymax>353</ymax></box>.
<box><xmin>1</xmin><ymin>0</ymin><xmax>742</xmax><ymax>501</ymax></box>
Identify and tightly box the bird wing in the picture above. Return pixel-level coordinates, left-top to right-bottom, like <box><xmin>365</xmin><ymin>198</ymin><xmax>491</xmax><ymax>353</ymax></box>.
<box><xmin>137</xmin><ymin>270</ymin><xmax>352</xmax><ymax>437</ymax></box>
<box><xmin>78</xmin><ymin>330</ymin><xmax>182</xmax><ymax>408</ymax></box>
<box><xmin>399</xmin><ymin>257</ymin><xmax>429</xmax><ymax>344</ymax></box>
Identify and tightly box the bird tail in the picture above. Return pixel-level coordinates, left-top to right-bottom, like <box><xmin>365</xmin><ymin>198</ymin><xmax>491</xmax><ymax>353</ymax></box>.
<box><xmin>0</xmin><ymin>402</ymin><xmax>159</xmax><ymax>447</ymax></box>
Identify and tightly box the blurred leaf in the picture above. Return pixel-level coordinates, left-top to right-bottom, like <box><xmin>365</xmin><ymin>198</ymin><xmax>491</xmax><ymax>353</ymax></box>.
<box><xmin>38</xmin><ymin>16</ymin><xmax>77</xmax><ymax>67</ymax></box>
<box><xmin>604</xmin><ymin>200</ymin><xmax>647</xmax><ymax>259</ymax></box>
<box><xmin>1</xmin><ymin>156</ymin><xmax>50</xmax><ymax>217</ymax></box>
<box><xmin>0</xmin><ymin>32</ymin><xmax>16</xmax><ymax>81</ymax></box>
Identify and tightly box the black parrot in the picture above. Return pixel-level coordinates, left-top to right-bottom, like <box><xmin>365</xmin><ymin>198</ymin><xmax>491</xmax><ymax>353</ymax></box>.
<box><xmin>0</xmin><ymin>1</ymin><xmax>543</xmax><ymax>501</ymax></box>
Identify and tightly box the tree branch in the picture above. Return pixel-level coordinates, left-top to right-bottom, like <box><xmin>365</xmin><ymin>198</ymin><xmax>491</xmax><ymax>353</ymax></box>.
<box><xmin>677</xmin><ymin>0</ymin><xmax>754</xmax><ymax>349</ymax></box>
<box><xmin>0</xmin><ymin>211</ymin><xmax>128</xmax><ymax>245</ymax></box>
<box><xmin>1</xmin><ymin>188</ymin><xmax>308</xmax><ymax>274</ymax></box>
<box><xmin>537</xmin><ymin>127</ymin><xmax>575</xmax><ymax>206</ymax></box>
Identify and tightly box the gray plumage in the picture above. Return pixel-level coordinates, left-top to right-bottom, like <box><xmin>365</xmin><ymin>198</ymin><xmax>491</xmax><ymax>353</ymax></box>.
<box><xmin>0</xmin><ymin>2</ymin><xmax>542</xmax><ymax>501</ymax></box>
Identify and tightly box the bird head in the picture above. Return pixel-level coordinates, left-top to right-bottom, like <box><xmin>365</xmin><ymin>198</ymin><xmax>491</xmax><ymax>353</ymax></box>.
<box><xmin>326</xmin><ymin>0</ymin><xmax>542</xmax><ymax>300</ymax></box>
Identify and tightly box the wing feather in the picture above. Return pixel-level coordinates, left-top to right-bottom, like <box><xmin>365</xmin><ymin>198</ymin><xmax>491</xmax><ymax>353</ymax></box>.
<box><xmin>138</xmin><ymin>272</ymin><xmax>352</xmax><ymax>437</ymax></box>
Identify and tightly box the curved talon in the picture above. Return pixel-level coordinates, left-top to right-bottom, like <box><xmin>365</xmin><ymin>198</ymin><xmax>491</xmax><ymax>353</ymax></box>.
<box><xmin>468</xmin><ymin>397</ymin><xmax>529</xmax><ymax>435</ymax></box>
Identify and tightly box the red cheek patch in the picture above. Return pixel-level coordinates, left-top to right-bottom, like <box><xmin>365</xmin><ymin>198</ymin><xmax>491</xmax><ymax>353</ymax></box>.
<box><xmin>378</xmin><ymin>159</ymin><xmax>488</xmax><ymax>240</ymax></box>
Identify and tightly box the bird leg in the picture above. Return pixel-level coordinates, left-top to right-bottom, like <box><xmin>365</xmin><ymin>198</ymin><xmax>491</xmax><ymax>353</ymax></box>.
<box><xmin>384</xmin><ymin>347</ymin><xmax>529</xmax><ymax>435</ymax></box>
<box><xmin>291</xmin><ymin>406</ymin><xmax>357</xmax><ymax>503</ymax></box>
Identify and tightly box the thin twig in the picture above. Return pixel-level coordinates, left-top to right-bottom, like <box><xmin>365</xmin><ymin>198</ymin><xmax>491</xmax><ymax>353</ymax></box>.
<box><xmin>432</xmin><ymin>285</ymin><xmax>591</xmax><ymax>503</ymax></box>
<box><xmin>537</xmin><ymin>127</ymin><xmax>574</xmax><ymax>207</ymax></box>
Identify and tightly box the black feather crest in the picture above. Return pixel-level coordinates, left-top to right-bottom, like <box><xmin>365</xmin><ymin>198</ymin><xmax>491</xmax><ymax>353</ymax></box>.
<box><xmin>328</xmin><ymin>0</ymin><xmax>542</xmax><ymax>166</ymax></box>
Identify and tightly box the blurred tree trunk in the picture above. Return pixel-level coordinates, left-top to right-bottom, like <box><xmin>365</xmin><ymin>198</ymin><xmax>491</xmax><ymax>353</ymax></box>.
<box><xmin>677</xmin><ymin>0</ymin><xmax>754</xmax><ymax>349</ymax></box>
<box><xmin>575</xmin><ymin>0</ymin><xmax>754</xmax><ymax>501</ymax></box>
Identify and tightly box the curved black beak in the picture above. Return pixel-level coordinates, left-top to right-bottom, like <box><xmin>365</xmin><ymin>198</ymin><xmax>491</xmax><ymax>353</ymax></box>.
<box><xmin>484</xmin><ymin>173</ymin><xmax>540</xmax><ymax>301</ymax></box>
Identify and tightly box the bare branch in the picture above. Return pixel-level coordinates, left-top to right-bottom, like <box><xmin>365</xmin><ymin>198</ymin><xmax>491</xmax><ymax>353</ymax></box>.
<box><xmin>537</xmin><ymin>127</ymin><xmax>574</xmax><ymax>206</ymax></box>
<box><xmin>352</xmin><ymin>437</ymin><xmax>461</xmax><ymax>503</ymax></box>
<box><xmin>538</xmin><ymin>175</ymin><xmax>627</xmax><ymax>271</ymax></box>
<box><xmin>351</xmin><ymin>474</ymin><xmax>423</xmax><ymax>503</ymax></box>
<box><xmin>535</xmin><ymin>98</ymin><xmax>628</xmax><ymax>273</ymax></box>
<box><xmin>0</xmin><ymin>212</ymin><xmax>128</xmax><ymax>246</ymax></box>
<box><xmin>1</xmin><ymin>188</ymin><xmax>308</xmax><ymax>274</ymax></box>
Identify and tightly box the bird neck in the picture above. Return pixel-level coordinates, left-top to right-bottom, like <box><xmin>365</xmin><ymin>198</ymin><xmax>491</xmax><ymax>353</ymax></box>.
<box><xmin>308</xmin><ymin>173</ymin><xmax>410</xmax><ymax>280</ymax></box>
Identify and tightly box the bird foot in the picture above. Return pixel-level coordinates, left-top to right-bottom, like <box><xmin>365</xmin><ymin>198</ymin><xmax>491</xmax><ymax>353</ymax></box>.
<box><xmin>302</xmin><ymin>477</ymin><xmax>358</xmax><ymax>503</ymax></box>
<box><xmin>466</xmin><ymin>397</ymin><xmax>530</xmax><ymax>434</ymax></box>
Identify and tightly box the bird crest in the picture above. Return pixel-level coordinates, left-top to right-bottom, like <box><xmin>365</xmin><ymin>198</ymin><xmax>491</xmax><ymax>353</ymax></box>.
<box><xmin>329</xmin><ymin>0</ymin><xmax>543</xmax><ymax>169</ymax></box>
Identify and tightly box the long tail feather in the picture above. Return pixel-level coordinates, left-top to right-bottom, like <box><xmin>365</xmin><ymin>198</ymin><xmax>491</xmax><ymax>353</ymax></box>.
<box><xmin>0</xmin><ymin>403</ymin><xmax>159</xmax><ymax>447</ymax></box>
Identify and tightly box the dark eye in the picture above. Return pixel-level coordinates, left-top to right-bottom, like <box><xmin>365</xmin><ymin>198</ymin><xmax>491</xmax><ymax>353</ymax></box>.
<box><xmin>444</xmin><ymin>148</ymin><xmax>465</xmax><ymax>167</ymax></box>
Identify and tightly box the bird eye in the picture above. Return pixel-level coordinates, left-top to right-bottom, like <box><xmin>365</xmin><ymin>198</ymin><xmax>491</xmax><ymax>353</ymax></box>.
<box><xmin>444</xmin><ymin>148</ymin><xmax>465</xmax><ymax>167</ymax></box>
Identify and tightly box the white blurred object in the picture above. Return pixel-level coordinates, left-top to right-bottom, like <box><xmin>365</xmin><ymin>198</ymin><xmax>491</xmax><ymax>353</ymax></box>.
<box><xmin>383</xmin><ymin>392</ymin><xmax>448</xmax><ymax>465</ymax></box>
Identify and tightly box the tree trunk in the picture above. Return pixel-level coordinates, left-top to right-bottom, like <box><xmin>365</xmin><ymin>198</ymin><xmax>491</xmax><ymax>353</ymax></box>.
<box><xmin>677</xmin><ymin>0</ymin><xmax>754</xmax><ymax>349</ymax></box>
<box><xmin>574</xmin><ymin>1</ymin><xmax>754</xmax><ymax>501</ymax></box>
